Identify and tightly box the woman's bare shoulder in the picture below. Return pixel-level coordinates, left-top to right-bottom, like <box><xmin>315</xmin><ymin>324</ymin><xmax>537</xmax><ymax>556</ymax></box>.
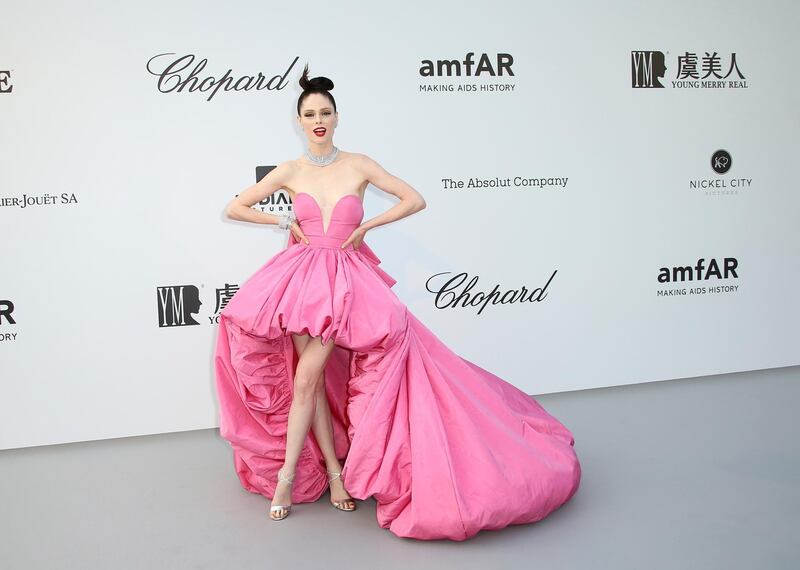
<box><xmin>343</xmin><ymin>151</ymin><xmax>369</xmax><ymax>160</ymax></box>
<box><xmin>282</xmin><ymin>157</ymin><xmax>302</xmax><ymax>170</ymax></box>
<box><xmin>259</xmin><ymin>159</ymin><xmax>300</xmax><ymax>191</ymax></box>
<box><xmin>270</xmin><ymin>158</ymin><xmax>302</xmax><ymax>179</ymax></box>
<box><xmin>344</xmin><ymin>151</ymin><xmax>382</xmax><ymax>169</ymax></box>
<box><xmin>348</xmin><ymin>152</ymin><xmax>390</xmax><ymax>177</ymax></box>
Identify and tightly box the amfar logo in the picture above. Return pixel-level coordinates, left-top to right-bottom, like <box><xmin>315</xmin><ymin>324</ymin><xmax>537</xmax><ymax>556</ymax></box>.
<box><xmin>419</xmin><ymin>53</ymin><xmax>514</xmax><ymax>77</ymax></box>
<box><xmin>0</xmin><ymin>299</ymin><xmax>15</xmax><ymax>324</ymax></box>
<box><xmin>631</xmin><ymin>51</ymin><xmax>746</xmax><ymax>89</ymax></box>
<box><xmin>146</xmin><ymin>53</ymin><xmax>300</xmax><ymax>102</ymax></box>
<box><xmin>157</xmin><ymin>285</ymin><xmax>202</xmax><ymax>327</ymax></box>
<box><xmin>657</xmin><ymin>258</ymin><xmax>740</xmax><ymax>297</ymax></box>
<box><xmin>0</xmin><ymin>299</ymin><xmax>18</xmax><ymax>343</ymax></box>
<box><xmin>658</xmin><ymin>258</ymin><xmax>738</xmax><ymax>283</ymax></box>
<box><xmin>419</xmin><ymin>53</ymin><xmax>516</xmax><ymax>93</ymax></box>
<box><xmin>0</xmin><ymin>70</ymin><xmax>12</xmax><ymax>93</ymax></box>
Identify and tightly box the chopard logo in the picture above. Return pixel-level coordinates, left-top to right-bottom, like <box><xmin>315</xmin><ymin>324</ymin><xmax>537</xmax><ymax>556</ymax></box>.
<box><xmin>425</xmin><ymin>270</ymin><xmax>556</xmax><ymax>314</ymax></box>
<box><xmin>146</xmin><ymin>53</ymin><xmax>300</xmax><ymax>102</ymax></box>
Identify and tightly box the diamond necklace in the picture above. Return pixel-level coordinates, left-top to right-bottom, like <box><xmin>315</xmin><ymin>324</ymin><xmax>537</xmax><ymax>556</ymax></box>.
<box><xmin>305</xmin><ymin>145</ymin><xmax>339</xmax><ymax>167</ymax></box>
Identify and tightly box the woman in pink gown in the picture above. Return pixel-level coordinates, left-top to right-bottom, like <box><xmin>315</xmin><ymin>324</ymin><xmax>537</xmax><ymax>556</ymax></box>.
<box><xmin>214</xmin><ymin>65</ymin><xmax>581</xmax><ymax>541</ymax></box>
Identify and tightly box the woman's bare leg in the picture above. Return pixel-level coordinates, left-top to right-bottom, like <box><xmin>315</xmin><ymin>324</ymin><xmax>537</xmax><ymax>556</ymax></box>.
<box><xmin>288</xmin><ymin>334</ymin><xmax>355</xmax><ymax>509</ymax></box>
<box><xmin>269</xmin><ymin>333</ymin><xmax>335</xmax><ymax>518</ymax></box>
<box><xmin>310</xmin><ymin>371</ymin><xmax>356</xmax><ymax>509</ymax></box>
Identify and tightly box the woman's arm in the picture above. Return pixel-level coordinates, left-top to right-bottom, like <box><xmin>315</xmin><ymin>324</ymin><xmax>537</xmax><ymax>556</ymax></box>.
<box><xmin>225</xmin><ymin>161</ymin><xmax>294</xmax><ymax>225</ymax></box>
<box><xmin>355</xmin><ymin>154</ymin><xmax>426</xmax><ymax>232</ymax></box>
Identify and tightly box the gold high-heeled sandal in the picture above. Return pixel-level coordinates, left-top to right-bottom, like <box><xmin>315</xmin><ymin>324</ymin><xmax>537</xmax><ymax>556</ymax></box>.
<box><xmin>269</xmin><ymin>468</ymin><xmax>296</xmax><ymax>521</ymax></box>
<box><xmin>326</xmin><ymin>470</ymin><xmax>357</xmax><ymax>512</ymax></box>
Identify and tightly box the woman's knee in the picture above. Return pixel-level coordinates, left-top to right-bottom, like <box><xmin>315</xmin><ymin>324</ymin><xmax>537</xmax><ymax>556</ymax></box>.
<box><xmin>293</xmin><ymin>367</ymin><xmax>322</xmax><ymax>399</ymax></box>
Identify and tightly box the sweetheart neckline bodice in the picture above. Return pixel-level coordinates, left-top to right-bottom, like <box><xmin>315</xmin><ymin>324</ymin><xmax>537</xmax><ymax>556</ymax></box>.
<box><xmin>293</xmin><ymin>192</ymin><xmax>363</xmax><ymax>236</ymax></box>
<box><xmin>294</xmin><ymin>191</ymin><xmax>362</xmax><ymax>211</ymax></box>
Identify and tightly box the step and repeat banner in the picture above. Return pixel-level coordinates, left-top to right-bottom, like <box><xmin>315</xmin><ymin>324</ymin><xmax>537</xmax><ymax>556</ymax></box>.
<box><xmin>2</xmin><ymin>0</ymin><xmax>798</xmax><ymax>449</ymax></box>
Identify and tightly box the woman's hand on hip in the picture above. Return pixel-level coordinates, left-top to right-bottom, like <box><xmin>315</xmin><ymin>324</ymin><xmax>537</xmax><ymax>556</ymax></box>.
<box><xmin>290</xmin><ymin>222</ymin><xmax>310</xmax><ymax>245</ymax></box>
<box><xmin>341</xmin><ymin>226</ymin><xmax>367</xmax><ymax>249</ymax></box>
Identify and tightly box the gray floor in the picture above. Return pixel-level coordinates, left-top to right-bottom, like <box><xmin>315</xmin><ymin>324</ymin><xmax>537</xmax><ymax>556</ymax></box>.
<box><xmin>1</xmin><ymin>366</ymin><xmax>798</xmax><ymax>570</ymax></box>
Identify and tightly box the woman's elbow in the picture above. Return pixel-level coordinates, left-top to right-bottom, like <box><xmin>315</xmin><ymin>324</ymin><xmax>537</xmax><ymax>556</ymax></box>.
<box><xmin>415</xmin><ymin>197</ymin><xmax>427</xmax><ymax>212</ymax></box>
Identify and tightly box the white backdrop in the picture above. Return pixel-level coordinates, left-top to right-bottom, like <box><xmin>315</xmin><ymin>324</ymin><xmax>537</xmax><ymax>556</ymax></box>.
<box><xmin>2</xmin><ymin>0</ymin><xmax>798</xmax><ymax>450</ymax></box>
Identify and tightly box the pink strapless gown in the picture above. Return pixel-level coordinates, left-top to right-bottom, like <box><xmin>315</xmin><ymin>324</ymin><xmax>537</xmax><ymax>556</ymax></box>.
<box><xmin>214</xmin><ymin>192</ymin><xmax>581</xmax><ymax>540</ymax></box>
